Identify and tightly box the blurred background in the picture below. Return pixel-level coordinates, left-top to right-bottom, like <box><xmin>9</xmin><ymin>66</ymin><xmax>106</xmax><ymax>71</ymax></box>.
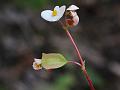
<box><xmin>0</xmin><ymin>0</ymin><xmax>120</xmax><ymax>90</ymax></box>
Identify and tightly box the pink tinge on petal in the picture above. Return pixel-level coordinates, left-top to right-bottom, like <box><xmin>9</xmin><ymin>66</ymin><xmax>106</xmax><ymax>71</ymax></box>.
<box><xmin>66</xmin><ymin>19</ymin><xmax>74</xmax><ymax>27</ymax></box>
<box><xmin>73</xmin><ymin>15</ymin><xmax>79</xmax><ymax>26</ymax></box>
<box><xmin>65</xmin><ymin>11</ymin><xmax>79</xmax><ymax>27</ymax></box>
<box><xmin>66</xmin><ymin>15</ymin><xmax>79</xmax><ymax>27</ymax></box>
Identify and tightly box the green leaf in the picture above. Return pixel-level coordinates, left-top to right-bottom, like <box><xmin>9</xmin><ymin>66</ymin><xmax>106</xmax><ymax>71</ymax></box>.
<box><xmin>41</xmin><ymin>53</ymin><xmax>67</xmax><ymax>69</ymax></box>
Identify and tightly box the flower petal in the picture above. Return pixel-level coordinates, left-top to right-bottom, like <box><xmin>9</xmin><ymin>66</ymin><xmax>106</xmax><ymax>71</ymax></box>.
<box><xmin>41</xmin><ymin>10</ymin><xmax>55</xmax><ymax>22</ymax></box>
<box><xmin>54</xmin><ymin>6</ymin><xmax>60</xmax><ymax>11</ymax></box>
<box><xmin>70</xmin><ymin>11</ymin><xmax>77</xmax><ymax>17</ymax></box>
<box><xmin>59</xmin><ymin>5</ymin><xmax>66</xmax><ymax>18</ymax></box>
<box><xmin>41</xmin><ymin>10</ymin><xmax>60</xmax><ymax>22</ymax></box>
<box><xmin>67</xmin><ymin>5</ymin><xmax>79</xmax><ymax>11</ymax></box>
<box><xmin>34</xmin><ymin>58</ymin><xmax>41</xmax><ymax>64</ymax></box>
<box><xmin>41</xmin><ymin>5</ymin><xmax>66</xmax><ymax>22</ymax></box>
<box><xmin>65</xmin><ymin>11</ymin><xmax>79</xmax><ymax>27</ymax></box>
<box><xmin>52</xmin><ymin>5</ymin><xmax>66</xmax><ymax>21</ymax></box>
<box><xmin>73</xmin><ymin>15</ymin><xmax>79</xmax><ymax>26</ymax></box>
<box><xmin>70</xmin><ymin>11</ymin><xmax>79</xmax><ymax>26</ymax></box>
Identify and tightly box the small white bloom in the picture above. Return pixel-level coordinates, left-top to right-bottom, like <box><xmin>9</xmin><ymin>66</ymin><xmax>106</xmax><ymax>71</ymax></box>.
<box><xmin>65</xmin><ymin>11</ymin><xmax>79</xmax><ymax>27</ymax></box>
<box><xmin>41</xmin><ymin>5</ymin><xmax>66</xmax><ymax>22</ymax></box>
<box><xmin>66</xmin><ymin>5</ymin><xmax>79</xmax><ymax>27</ymax></box>
<box><xmin>67</xmin><ymin>5</ymin><xmax>79</xmax><ymax>11</ymax></box>
<box><xmin>32</xmin><ymin>58</ymin><xmax>42</xmax><ymax>70</ymax></box>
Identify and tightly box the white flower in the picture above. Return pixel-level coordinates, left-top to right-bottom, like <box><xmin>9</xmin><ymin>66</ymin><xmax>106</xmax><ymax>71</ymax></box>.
<box><xmin>32</xmin><ymin>58</ymin><xmax>42</xmax><ymax>70</ymax></box>
<box><xmin>65</xmin><ymin>11</ymin><xmax>79</xmax><ymax>27</ymax></box>
<box><xmin>41</xmin><ymin>5</ymin><xmax>66</xmax><ymax>22</ymax></box>
<box><xmin>67</xmin><ymin>5</ymin><xmax>79</xmax><ymax>11</ymax></box>
<box><xmin>66</xmin><ymin>5</ymin><xmax>79</xmax><ymax>27</ymax></box>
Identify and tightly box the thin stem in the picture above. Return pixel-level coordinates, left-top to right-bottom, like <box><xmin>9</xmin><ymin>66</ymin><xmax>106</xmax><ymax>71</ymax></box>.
<box><xmin>68</xmin><ymin>61</ymin><xmax>95</xmax><ymax>90</ymax></box>
<box><xmin>68</xmin><ymin>61</ymin><xmax>81</xmax><ymax>67</ymax></box>
<box><xmin>60</xmin><ymin>21</ymin><xmax>95</xmax><ymax>90</ymax></box>
<box><xmin>66</xmin><ymin>29</ymin><xmax>95</xmax><ymax>90</ymax></box>
<box><xmin>65</xmin><ymin>29</ymin><xmax>84</xmax><ymax>65</ymax></box>
<box><xmin>83</xmin><ymin>69</ymin><xmax>95</xmax><ymax>90</ymax></box>
<box><xmin>59</xmin><ymin>21</ymin><xmax>84</xmax><ymax>65</ymax></box>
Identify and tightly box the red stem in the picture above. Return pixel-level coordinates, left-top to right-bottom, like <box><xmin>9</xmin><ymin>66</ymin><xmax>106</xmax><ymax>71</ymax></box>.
<box><xmin>68</xmin><ymin>61</ymin><xmax>95</xmax><ymax>90</ymax></box>
<box><xmin>68</xmin><ymin>61</ymin><xmax>81</xmax><ymax>67</ymax></box>
<box><xmin>83</xmin><ymin>69</ymin><xmax>95</xmax><ymax>90</ymax></box>
<box><xmin>65</xmin><ymin>29</ymin><xmax>84</xmax><ymax>65</ymax></box>
<box><xmin>64</xmin><ymin>27</ymin><xmax>95</xmax><ymax>90</ymax></box>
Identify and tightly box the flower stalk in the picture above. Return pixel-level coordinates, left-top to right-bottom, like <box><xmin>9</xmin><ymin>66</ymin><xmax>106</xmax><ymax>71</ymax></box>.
<box><xmin>60</xmin><ymin>22</ymin><xmax>95</xmax><ymax>90</ymax></box>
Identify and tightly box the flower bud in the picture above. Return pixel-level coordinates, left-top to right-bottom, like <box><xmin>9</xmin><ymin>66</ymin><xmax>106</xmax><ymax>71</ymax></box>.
<box><xmin>65</xmin><ymin>11</ymin><xmax>79</xmax><ymax>27</ymax></box>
